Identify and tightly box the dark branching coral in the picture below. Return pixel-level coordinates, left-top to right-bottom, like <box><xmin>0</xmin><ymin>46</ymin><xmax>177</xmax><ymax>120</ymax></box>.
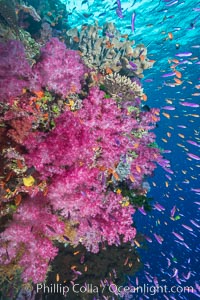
<box><xmin>0</xmin><ymin>0</ymin><xmax>19</xmax><ymax>34</ymax></box>
<box><xmin>39</xmin><ymin>241</ymin><xmax>141</xmax><ymax>300</ymax></box>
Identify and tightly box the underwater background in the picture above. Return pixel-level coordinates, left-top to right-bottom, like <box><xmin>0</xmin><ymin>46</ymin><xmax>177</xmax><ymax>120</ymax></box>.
<box><xmin>0</xmin><ymin>0</ymin><xmax>199</xmax><ymax>299</ymax></box>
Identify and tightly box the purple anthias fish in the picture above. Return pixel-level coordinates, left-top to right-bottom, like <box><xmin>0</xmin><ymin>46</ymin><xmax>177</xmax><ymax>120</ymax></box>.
<box><xmin>161</xmin><ymin>105</ymin><xmax>176</xmax><ymax>110</ymax></box>
<box><xmin>138</xmin><ymin>206</ymin><xmax>147</xmax><ymax>215</ymax></box>
<box><xmin>161</xmin><ymin>72</ymin><xmax>176</xmax><ymax>77</ymax></box>
<box><xmin>153</xmin><ymin>202</ymin><xmax>165</xmax><ymax>211</ymax></box>
<box><xmin>170</xmin><ymin>205</ymin><xmax>176</xmax><ymax>218</ymax></box>
<box><xmin>183</xmin><ymin>271</ymin><xmax>191</xmax><ymax>280</ymax></box>
<box><xmin>172</xmin><ymin>231</ymin><xmax>184</xmax><ymax>241</ymax></box>
<box><xmin>181</xmin><ymin>224</ymin><xmax>193</xmax><ymax>232</ymax></box>
<box><xmin>163</xmin><ymin>150</ymin><xmax>172</xmax><ymax>153</ymax></box>
<box><xmin>191</xmin><ymin>188</ymin><xmax>200</xmax><ymax>193</ymax></box>
<box><xmin>166</xmin><ymin>0</ymin><xmax>178</xmax><ymax>6</ymax></box>
<box><xmin>179</xmin><ymin>101</ymin><xmax>199</xmax><ymax>107</ymax></box>
<box><xmin>186</xmin><ymin>140</ymin><xmax>200</xmax><ymax>147</ymax></box>
<box><xmin>175</xmin><ymin>52</ymin><xmax>193</xmax><ymax>57</ymax></box>
<box><xmin>154</xmin><ymin>233</ymin><xmax>164</xmax><ymax>244</ymax></box>
<box><xmin>105</xmin><ymin>32</ymin><xmax>115</xmax><ymax>38</ymax></box>
<box><xmin>177</xmin><ymin>125</ymin><xmax>187</xmax><ymax>128</ymax></box>
<box><xmin>131</xmin><ymin>12</ymin><xmax>136</xmax><ymax>32</ymax></box>
<box><xmin>116</xmin><ymin>8</ymin><xmax>124</xmax><ymax>18</ymax></box>
<box><xmin>187</xmin><ymin>153</ymin><xmax>200</xmax><ymax>160</ymax></box>
<box><xmin>165</xmin><ymin>174</ymin><xmax>172</xmax><ymax>180</ymax></box>
<box><xmin>144</xmin><ymin>235</ymin><xmax>153</xmax><ymax>243</ymax></box>
<box><xmin>144</xmin><ymin>79</ymin><xmax>153</xmax><ymax>82</ymax></box>
<box><xmin>163</xmin><ymin>167</ymin><xmax>174</xmax><ymax>174</ymax></box>
<box><xmin>171</xmin><ymin>268</ymin><xmax>178</xmax><ymax>278</ymax></box>
<box><xmin>129</xmin><ymin>61</ymin><xmax>137</xmax><ymax>69</ymax></box>
<box><xmin>190</xmin><ymin>219</ymin><xmax>200</xmax><ymax>228</ymax></box>
<box><xmin>116</xmin><ymin>0</ymin><xmax>124</xmax><ymax>18</ymax></box>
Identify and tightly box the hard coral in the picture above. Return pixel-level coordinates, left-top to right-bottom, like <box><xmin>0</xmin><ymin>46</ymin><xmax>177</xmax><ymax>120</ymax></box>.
<box><xmin>103</xmin><ymin>72</ymin><xmax>144</xmax><ymax>103</ymax></box>
<box><xmin>66</xmin><ymin>22</ymin><xmax>155</xmax><ymax>78</ymax></box>
<box><xmin>0</xmin><ymin>0</ymin><xmax>19</xmax><ymax>35</ymax></box>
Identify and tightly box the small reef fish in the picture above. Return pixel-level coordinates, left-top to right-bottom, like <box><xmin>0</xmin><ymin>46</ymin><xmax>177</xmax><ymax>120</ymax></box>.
<box><xmin>186</xmin><ymin>140</ymin><xmax>200</xmax><ymax>147</ymax></box>
<box><xmin>181</xmin><ymin>224</ymin><xmax>193</xmax><ymax>232</ymax></box>
<box><xmin>171</xmin><ymin>205</ymin><xmax>176</xmax><ymax>218</ymax></box>
<box><xmin>116</xmin><ymin>0</ymin><xmax>124</xmax><ymax>18</ymax></box>
<box><xmin>161</xmin><ymin>72</ymin><xmax>176</xmax><ymax>77</ymax></box>
<box><xmin>154</xmin><ymin>233</ymin><xmax>164</xmax><ymax>244</ymax></box>
<box><xmin>161</xmin><ymin>106</ymin><xmax>176</xmax><ymax>110</ymax></box>
<box><xmin>172</xmin><ymin>231</ymin><xmax>184</xmax><ymax>241</ymax></box>
<box><xmin>187</xmin><ymin>153</ymin><xmax>200</xmax><ymax>160</ymax></box>
<box><xmin>131</xmin><ymin>12</ymin><xmax>136</xmax><ymax>32</ymax></box>
<box><xmin>179</xmin><ymin>102</ymin><xmax>199</xmax><ymax>107</ymax></box>
<box><xmin>175</xmin><ymin>52</ymin><xmax>193</xmax><ymax>57</ymax></box>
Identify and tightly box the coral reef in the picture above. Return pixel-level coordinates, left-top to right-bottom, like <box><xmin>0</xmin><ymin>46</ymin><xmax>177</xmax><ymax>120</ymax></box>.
<box><xmin>17</xmin><ymin>4</ymin><xmax>41</xmax><ymax>23</ymax></box>
<box><xmin>0</xmin><ymin>15</ymin><xmax>166</xmax><ymax>296</ymax></box>
<box><xmin>31</xmin><ymin>38</ymin><xmax>86</xmax><ymax>97</ymax></box>
<box><xmin>0</xmin><ymin>40</ymin><xmax>32</xmax><ymax>101</ymax></box>
<box><xmin>43</xmin><ymin>241</ymin><xmax>141</xmax><ymax>300</ymax></box>
<box><xmin>103</xmin><ymin>72</ymin><xmax>143</xmax><ymax>103</ymax></box>
<box><xmin>66</xmin><ymin>22</ymin><xmax>155</xmax><ymax>78</ymax></box>
<box><xmin>19</xmin><ymin>29</ymin><xmax>40</xmax><ymax>65</ymax></box>
<box><xmin>0</xmin><ymin>0</ymin><xmax>19</xmax><ymax>36</ymax></box>
<box><xmin>48</xmin><ymin>167</ymin><xmax>136</xmax><ymax>252</ymax></box>
<box><xmin>0</xmin><ymin>194</ymin><xmax>65</xmax><ymax>283</ymax></box>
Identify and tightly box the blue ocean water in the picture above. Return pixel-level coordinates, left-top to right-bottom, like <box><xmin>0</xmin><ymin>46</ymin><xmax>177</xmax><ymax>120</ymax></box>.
<box><xmin>0</xmin><ymin>0</ymin><xmax>199</xmax><ymax>299</ymax></box>
<box><xmin>62</xmin><ymin>0</ymin><xmax>200</xmax><ymax>299</ymax></box>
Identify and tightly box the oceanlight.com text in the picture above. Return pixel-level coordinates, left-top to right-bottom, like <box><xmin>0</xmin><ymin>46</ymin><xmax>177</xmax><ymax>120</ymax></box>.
<box><xmin>108</xmin><ymin>283</ymin><xmax>194</xmax><ymax>296</ymax></box>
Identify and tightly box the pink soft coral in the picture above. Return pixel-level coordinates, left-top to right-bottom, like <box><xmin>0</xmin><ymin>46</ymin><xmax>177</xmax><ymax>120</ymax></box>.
<box><xmin>0</xmin><ymin>41</ymin><xmax>32</xmax><ymax>102</ymax></box>
<box><xmin>24</xmin><ymin>110</ymin><xmax>94</xmax><ymax>178</ymax></box>
<box><xmin>0</xmin><ymin>194</ymin><xmax>65</xmax><ymax>283</ymax></box>
<box><xmin>76</xmin><ymin>87</ymin><xmax>135</xmax><ymax>168</ymax></box>
<box><xmin>0</xmin><ymin>38</ymin><xmax>85</xmax><ymax>102</ymax></box>
<box><xmin>30</xmin><ymin>38</ymin><xmax>85</xmax><ymax>97</ymax></box>
<box><xmin>48</xmin><ymin>167</ymin><xmax>136</xmax><ymax>252</ymax></box>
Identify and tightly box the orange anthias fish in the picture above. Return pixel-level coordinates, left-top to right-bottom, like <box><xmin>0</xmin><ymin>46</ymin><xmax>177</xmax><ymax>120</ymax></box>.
<box><xmin>171</xmin><ymin>59</ymin><xmax>179</xmax><ymax>64</ymax></box>
<box><xmin>105</xmin><ymin>67</ymin><xmax>113</xmax><ymax>75</ymax></box>
<box><xmin>162</xmin><ymin>112</ymin><xmax>170</xmax><ymax>119</ymax></box>
<box><xmin>15</xmin><ymin>194</ymin><xmax>22</xmax><ymax>206</ymax></box>
<box><xmin>168</xmin><ymin>32</ymin><xmax>173</xmax><ymax>40</ymax></box>
<box><xmin>142</xmin><ymin>94</ymin><xmax>147</xmax><ymax>101</ymax></box>
<box><xmin>34</xmin><ymin>90</ymin><xmax>44</xmax><ymax>98</ymax></box>
<box><xmin>175</xmin><ymin>70</ymin><xmax>182</xmax><ymax>78</ymax></box>
<box><xmin>140</xmin><ymin>54</ymin><xmax>146</xmax><ymax>61</ymax></box>
<box><xmin>73</xmin><ymin>36</ymin><xmax>80</xmax><ymax>43</ymax></box>
<box><xmin>121</xmin><ymin>34</ymin><xmax>129</xmax><ymax>38</ymax></box>
<box><xmin>105</xmin><ymin>41</ymin><xmax>114</xmax><ymax>49</ymax></box>
<box><xmin>174</xmin><ymin>78</ymin><xmax>183</xmax><ymax>85</ymax></box>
